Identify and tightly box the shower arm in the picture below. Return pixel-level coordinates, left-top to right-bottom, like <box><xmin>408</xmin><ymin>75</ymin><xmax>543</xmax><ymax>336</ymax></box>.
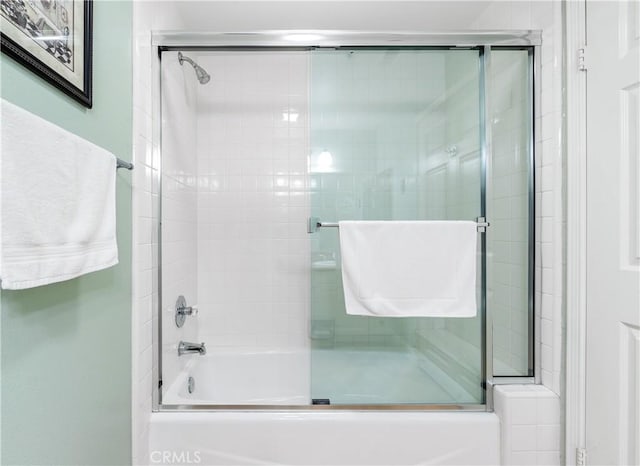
<box><xmin>178</xmin><ymin>52</ymin><xmax>196</xmax><ymax>68</ymax></box>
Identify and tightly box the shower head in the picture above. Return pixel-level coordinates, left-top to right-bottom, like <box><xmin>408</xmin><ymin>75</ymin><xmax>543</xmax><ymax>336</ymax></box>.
<box><xmin>178</xmin><ymin>52</ymin><xmax>211</xmax><ymax>85</ymax></box>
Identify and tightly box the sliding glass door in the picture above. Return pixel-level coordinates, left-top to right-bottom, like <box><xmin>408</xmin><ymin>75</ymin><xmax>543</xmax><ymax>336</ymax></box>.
<box><xmin>308</xmin><ymin>48</ymin><xmax>485</xmax><ymax>405</ymax></box>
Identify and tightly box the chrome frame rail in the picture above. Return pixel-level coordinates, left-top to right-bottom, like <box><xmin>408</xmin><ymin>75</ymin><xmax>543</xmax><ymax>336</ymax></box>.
<box><xmin>158</xmin><ymin>403</ymin><xmax>488</xmax><ymax>412</ymax></box>
<box><xmin>490</xmin><ymin>45</ymin><xmax>538</xmax><ymax>380</ymax></box>
<box><xmin>480</xmin><ymin>45</ymin><xmax>492</xmax><ymax>408</ymax></box>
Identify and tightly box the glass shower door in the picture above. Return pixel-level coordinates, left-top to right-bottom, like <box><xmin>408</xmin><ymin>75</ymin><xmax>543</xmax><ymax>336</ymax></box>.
<box><xmin>308</xmin><ymin>48</ymin><xmax>485</xmax><ymax>405</ymax></box>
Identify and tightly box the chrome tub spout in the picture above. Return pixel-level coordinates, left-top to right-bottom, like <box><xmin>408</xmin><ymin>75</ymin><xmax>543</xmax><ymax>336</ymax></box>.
<box><xmin>178</xmin><ymin>341</ymin><xmax>206</xmax><ymax>356</ymax></box>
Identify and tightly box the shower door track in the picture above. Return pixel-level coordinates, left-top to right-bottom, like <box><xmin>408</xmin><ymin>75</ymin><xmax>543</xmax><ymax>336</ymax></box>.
<box><xmin>151</xmin><ymin>32</ymin><xmax>541</xmax><ymax>413</ymax></box>
<box><xmin>158</xmin><ymin>404</ymin><xmax>488</xmax><ymax>411</ymax></box>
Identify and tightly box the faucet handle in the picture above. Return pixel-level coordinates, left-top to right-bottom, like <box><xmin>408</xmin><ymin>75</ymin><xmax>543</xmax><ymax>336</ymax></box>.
<box><xmin>179</xmin><ymin>305</ymin><xmax>197</xmax><ymax>316</ymax></box>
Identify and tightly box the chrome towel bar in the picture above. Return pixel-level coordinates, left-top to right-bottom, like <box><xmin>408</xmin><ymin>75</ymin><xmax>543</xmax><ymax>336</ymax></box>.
<box><xmin>116</xmin><ymin>158</ymin><xmax>134</xmax><ymax>170</ymax></box>
<box><xmin>307</xmin><ymin>217</ymin><xmax>490</xmax><ymax>233</ymax></box>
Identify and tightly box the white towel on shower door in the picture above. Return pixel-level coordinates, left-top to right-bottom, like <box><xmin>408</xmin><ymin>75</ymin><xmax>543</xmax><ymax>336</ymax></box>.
<box><xmin>338</xmin><ymin>221</ymin><xmax>478</xmax><ymax>317</ymax></box>
<box><xmin>0</xmin><ymin>99</ymin><xmax>119</xmax><ymax>290</ymax></box>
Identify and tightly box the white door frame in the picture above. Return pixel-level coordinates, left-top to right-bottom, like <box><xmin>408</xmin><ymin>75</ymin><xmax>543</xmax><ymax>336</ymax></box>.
<box><xmin>565</xmin><ymin>0</ymin><xmax>588</xmax><ymax>465</ymax></box>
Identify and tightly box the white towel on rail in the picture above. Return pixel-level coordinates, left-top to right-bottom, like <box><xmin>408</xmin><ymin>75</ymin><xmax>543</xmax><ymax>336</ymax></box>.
<box><xmin>338</xmin><ymin>221</ymin><xmax>478</xmax><ymax>317</ymax></box>
<box><xmin>0</xmin><ymin>99</ymin><xmax>118</xmax><ymax>290</ymax></box>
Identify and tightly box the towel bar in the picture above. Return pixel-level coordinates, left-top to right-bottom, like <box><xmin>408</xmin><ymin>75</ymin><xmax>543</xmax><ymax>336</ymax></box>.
<box><xmin>116</xmin><ymin>158</ymin><xmax>134</xmax><ymax>170</ymax></box>
<box><xmin>307</xmin><ymin>217</ymin><xmax>490</xmax><ymax>233</ymax></box>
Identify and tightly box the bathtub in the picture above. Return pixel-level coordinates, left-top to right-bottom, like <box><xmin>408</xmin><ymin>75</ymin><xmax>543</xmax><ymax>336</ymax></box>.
<box><xmin>153</xmin><ymin>350</ymin><xmax>498</xmax><ymax>465</ymax></box>
<box><xmin>163</xmin><ymin>348</ymin><xmax>478</xmax><ymax>405</ymax></box>
<box><xmin>164</xmin><ymin>350</ymin><xmax>310</xmax><ymax>405</ymax></box>
<box><xmin>149</xmin><ymin>411</ymin><xmax>499</xmax><ymax>465</ymax></box>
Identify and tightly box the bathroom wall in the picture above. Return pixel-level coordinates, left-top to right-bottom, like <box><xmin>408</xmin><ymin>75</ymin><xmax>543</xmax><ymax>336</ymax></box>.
<box><xmin>494</xmin><ymin>385</ymin><xmax>562</xmax><ymax>464</ymax></box>
<box><xmin>470</xmin><ymin>0</ymin><xmax>564</xmax><ymax>397</ymax></box>
<box><xmin>0</xmin><ymin>2</ymin><xmax>133</xmax><ymax>465</ymax></box>
<box><xmin>471</xmin><ymin>2</ymin><xmax>564</xmax><ymax>464</ymax></box>
<box><xmin>131</xmin><ymin>2</ymin><xmax>157</xmax><ymax>461</ymax></box>
<box><xmin>195</xmin><ymin>52</ymin><xmax>311</xmax><ymax>353</ymax></box>
<box><xmin>132</xmin><ymin>3</ymin><xmax>205</xmax><ymax>463</ymax></box>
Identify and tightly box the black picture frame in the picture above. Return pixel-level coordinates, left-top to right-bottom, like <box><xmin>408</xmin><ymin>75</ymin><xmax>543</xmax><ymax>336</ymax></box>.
<box><xmin>1</xmin><ymin>0</ymin><xmax>93</xmax><ymax>108</ymax></box>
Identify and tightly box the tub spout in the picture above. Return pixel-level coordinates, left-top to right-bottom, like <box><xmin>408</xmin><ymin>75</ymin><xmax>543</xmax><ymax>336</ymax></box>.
<box><xmin>178</xmin><ymin>341</ymin><xmax>206</xmax><ymax>356</ymax></box>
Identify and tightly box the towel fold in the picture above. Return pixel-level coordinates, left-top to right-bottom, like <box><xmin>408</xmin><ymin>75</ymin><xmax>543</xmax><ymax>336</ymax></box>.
<box><xmin>0</xmin><ymin>99</ymin><xmax>119</xmax><ymax>290</ymax></box>
<box><xmin>339</xmin><ymin>220</ymin><xmax>478</xmax><ymax>317</ymax></box>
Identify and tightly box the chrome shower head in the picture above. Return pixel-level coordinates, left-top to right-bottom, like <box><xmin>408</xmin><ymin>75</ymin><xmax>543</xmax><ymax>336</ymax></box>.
<box><xmin>178</xmin><ymin>52</ymin><xmax>210</xmax><ymax>85</ymax></box>
<box><xmin>194</xmin><ymin>66</ymin><xmax>210</xmax><ymax>84</ymax></box>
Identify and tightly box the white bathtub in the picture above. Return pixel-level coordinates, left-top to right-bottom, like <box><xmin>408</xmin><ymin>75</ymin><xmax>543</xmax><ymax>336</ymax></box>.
<box><xmin>163</xmin><ymin>348</ymin><xmax>478</xmax><ymax>405</ymax></box>
<box><xmin>163</xmin><ymin>350</ymin><xmax>310</xmax><ymax>405</ymax></box>
<box><xmin>149</xmin><ymin>411</ymin><xmax>499</xmax><ymax>465</ymax></box>
<box><xmin>154</xmin><ymin>350</ymin><xmax>498</xmax><ymax>465</ymax></box>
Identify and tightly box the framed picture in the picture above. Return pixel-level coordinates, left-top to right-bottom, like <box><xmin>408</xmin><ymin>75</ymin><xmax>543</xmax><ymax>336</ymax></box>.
<box><xmin>1</xmin><ymin>0</ymin><xmax>93</xmax><ymax>108</ymax></box>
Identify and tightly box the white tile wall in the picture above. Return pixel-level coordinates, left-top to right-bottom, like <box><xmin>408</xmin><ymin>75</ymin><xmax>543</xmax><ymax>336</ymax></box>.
<box><xmin>472</xmin><ymin>0</ymin><xmax>564</xmax><ymax>395</ymax></box>
<box><xmin>474</xmin><ymin>2</ymin><xmax>564</xmax><ymax>463</ymax></box>
<box><xmin>494</xmin><ymin>385</ymin><xmax>562</xmax><ymax>465</ymax></box>
<box><xmin>131</xmin><ymin>4</ymin><xmax>155</xmax><ymax>463</ymax></box>
<box><xmin>131</xmin><ymin>2</ymin><xmax>197</xmax><ymax>464</ymax></box>
<box><xmin>530</xmin><ymin>1</ymin><xmax>564</xmax><ymax>397</ymax></box>
<box><xmin>195</xmin><ymin>52</ymin><xmax>310</xmax><ymax>352</ymax></box>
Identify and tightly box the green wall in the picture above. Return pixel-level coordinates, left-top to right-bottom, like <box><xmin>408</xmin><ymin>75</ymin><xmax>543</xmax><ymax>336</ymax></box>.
<box><xmin>0</xmin><ymin>1</ymin><xmax>133</xmax><ymax>464</ymax></box>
